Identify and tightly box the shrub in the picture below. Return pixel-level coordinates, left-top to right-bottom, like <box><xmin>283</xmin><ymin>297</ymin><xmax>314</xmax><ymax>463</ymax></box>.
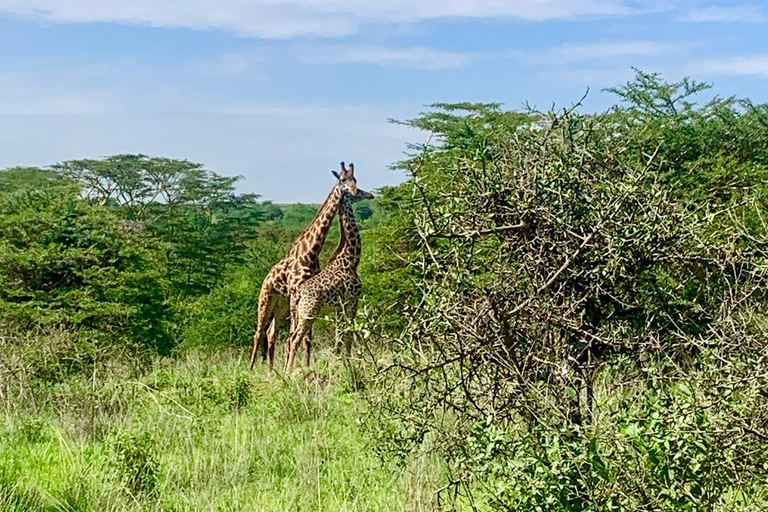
<box><xmin>176</xmin><ymin>231</ymin><xmax>287</xmax><ymax>350</ymax></box>
<box><xmin>107</xmin><ymin>429</ymin><xmax>158</xmax><ymax>495</ymax></box>
<box><xmin>372</xmin><ymin>71</ymin><xmax>768</xmax><ymax>509</ymax></box>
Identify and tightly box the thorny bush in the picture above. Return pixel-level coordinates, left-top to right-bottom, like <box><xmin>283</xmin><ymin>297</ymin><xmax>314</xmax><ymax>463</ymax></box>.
<box><xmin>371</xmin><ymin>72</ymin><xmax>768</xmax><ymax>510</ymax></box>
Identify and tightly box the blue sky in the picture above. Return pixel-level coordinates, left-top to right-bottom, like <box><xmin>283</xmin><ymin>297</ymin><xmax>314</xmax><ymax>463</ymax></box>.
<box><xmin>0</xmin><ymin>1</ymin><xmax>766</xmax><ymax>202</ymax></box>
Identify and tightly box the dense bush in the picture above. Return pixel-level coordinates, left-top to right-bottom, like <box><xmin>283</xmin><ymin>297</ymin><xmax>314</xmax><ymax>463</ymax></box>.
<box><xmin>371</xmin><ymin>71</ymin><xmax>768</xmax><ymax>510</ymax></box>
<box><xmin>176</xmin><ymin>234</ymin><xmax>287</xmax><ymax>350</ymax></box>
<box><xmin>55</xmin><ymin>154</ymin><xmax>265</xmax><ymax>297</ymax></box>
<box><xmin>357</xmin><ymin>185</ymin><xmax>422</xmax><ymax>334</ymax></box>
<box><xmin>0</xmin><ymin>168</ymin><xmax>170</xmax><ymax>349</ymax></box>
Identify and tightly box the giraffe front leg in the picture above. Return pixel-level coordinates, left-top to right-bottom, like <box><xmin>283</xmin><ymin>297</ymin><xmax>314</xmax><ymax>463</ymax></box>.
<box><xmin>285</xmin><ymin>327</ymin><xmax>299</xmax><ymax>369</ymax></box>
<box><xmin>333</xmin><ymin>324</ymin><xmax>342</xmax><ymax>354</ymax></box>
<box><xmin>287</xmin><ymin>318</ymin><xmax>313</xmax><ymax>369</ymax></box>
<box><xmin>249</xmin><ymin>331</ymin><xmax>260</xmax><ymax>370</ymax></box>
<box><xmin>341</xmin><ymin>297</ymin><xmax>359</xmax><ymax>358</ymax></box>
<box><xmin>265</xmin><ymin>319</ymin><xmax>277</xmax><ymax>370</ymax></box>
<box><xmin>249</xmin><ymin>315</ymin><xmax>270</xmax><ymax>370</ymax></box>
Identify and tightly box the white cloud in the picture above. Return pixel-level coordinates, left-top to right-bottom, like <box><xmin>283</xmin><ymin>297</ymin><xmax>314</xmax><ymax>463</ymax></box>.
<box><xmin>696</xmin><ymin>55</ymin><xmax>768</xmax><ymax>77</ymax></box>
<box><xmin>680</xmin><ymin>5</ymin><xmax>765</xmax><ymax>23</ymax></box>
<box><xmin>537</xmin><ymin>40</ymin><xmax>684</xmax><ymax>65</ymax></box>
<box><xmin>304</xmin><ymin>45</ymin><xmax>474</xmax><ymax>69</ymax></box>
<box><xmin>0</xmin><ymin>72</ymin><xmax>111</xmax><ymax>115</ymax></box>
<box><xmin>0</xmin><ymin>0</ymin><xmax>660</xmax><ymax>38</ymax></box>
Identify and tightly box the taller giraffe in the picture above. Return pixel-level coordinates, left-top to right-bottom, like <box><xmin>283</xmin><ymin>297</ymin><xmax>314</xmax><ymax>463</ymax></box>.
<box><xmin>285</xmin><ymin>166</ymin><xmax>372</xmax><ymax>368</ymax></box>
<box><xmin>249</xmin><ymin>162</ymin><xmax>367</xmax><ymax>370</ymax></box>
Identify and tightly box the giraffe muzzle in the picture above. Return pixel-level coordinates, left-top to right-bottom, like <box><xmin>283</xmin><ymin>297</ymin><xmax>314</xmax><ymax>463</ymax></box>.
<box><xmin>356</xmin><ymin>188</ymin><xmax>374</xmax><ymax>200</ymax></box>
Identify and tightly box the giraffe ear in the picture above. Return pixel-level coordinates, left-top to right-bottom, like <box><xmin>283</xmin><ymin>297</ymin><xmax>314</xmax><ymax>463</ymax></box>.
<box><xmin>331</xmin><ymin>170</ymin><xmax>340</xmax><ymax>179</ymax></box>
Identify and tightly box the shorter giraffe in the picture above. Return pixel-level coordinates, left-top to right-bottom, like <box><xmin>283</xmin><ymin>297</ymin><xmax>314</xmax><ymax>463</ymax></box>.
<box><xmin>285</xmin><ymin>166</ymin><xmax>373</xmax><ymax>368</ymax></box>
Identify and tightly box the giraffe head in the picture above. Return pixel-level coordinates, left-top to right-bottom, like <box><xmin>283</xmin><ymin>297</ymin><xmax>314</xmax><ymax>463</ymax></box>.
<box><xmin>332</xmin><ymin>162</ymin><xmax>373</xmax><ymax>200</ymax></box>
<box><xmin>353</xmin><ymin>188</ymin><xmax>374</xmax><ymax>201</ymax></box>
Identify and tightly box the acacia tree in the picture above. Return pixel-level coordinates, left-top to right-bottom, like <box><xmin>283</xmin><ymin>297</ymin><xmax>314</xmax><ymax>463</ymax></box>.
<box><xmin>56</xmin><ymin>155</ymin><xmax>264</xmax><ymax>296</ymax></box>
<box><xmin>371</xmin><ymin>72</ymin><xmax>768</xmax><ymax>510</ymax></box>
<box><xmin>0</xmin><ymin>156</ymin><xmax>269</xmax><ymax>352</ymax></box>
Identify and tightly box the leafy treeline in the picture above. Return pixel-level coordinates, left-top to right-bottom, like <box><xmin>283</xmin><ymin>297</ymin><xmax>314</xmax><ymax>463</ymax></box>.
<box><xmin>369</xmin><ymin>71</ymin><xmax>768</xmax><ymax>509</ymax></box>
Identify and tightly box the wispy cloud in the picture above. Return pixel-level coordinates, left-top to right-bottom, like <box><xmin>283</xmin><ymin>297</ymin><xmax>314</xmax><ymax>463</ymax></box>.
<box><xmin>301</xmin><ymin>39</ymin><xmax>684</xmax><ymax>72</ymax></box>
<box><xmin>0</xmin><ymin>0</ymin><xmax>662</xmax><ymax>38</ymax></box>
<box><xmin>304</xmin><ymin>45</ymin><xmax>475</xmax><ymax>70</ymax></box>
<box><xmin>679</xmin><ymin>5</ymin><xmax>765</xmax><ymax>23</ymax></box>
<box><xmin>0</xmin><ymin>72</ymin><xmax>110</xmax><ymax>115</ymax></box>
<box><xmin>695</xmin><ymin>54</ymin><xmax>768</xmax><ymax>77</ymax></box>
<box><xmin>521</xmin><ymin>40</ymin><xmax>695</xmax><ymax>91</ymax></box>
<box><xmin>525</xmin><ymin>40</ymin><xmax>687</xmax><ymax>65</ymax></box>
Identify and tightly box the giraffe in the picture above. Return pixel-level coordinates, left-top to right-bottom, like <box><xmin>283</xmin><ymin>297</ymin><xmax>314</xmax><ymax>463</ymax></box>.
<box><xmin>285</xmin><ymin>169</ymin><xmax>373</xmax><ymax>368</ymax></box>
<box><xmin>249</xmin><ymin>162</ymin><xmax>369</xmax><ymax>370</ymax></box>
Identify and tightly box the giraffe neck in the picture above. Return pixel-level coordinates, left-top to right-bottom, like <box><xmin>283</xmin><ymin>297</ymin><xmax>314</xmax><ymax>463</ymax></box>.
<box><xmin>329</xmin><ymin>192</ymin><xmax>361</xmax><ymax>265</ymax></box>
<box><xmin>287</xmin><ymin>183</ymin><xmax>342</xmax><ymax>263</ymax></box>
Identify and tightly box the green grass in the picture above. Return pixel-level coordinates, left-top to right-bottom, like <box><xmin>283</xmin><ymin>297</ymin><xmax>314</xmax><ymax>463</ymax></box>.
<box><xmin>0</xmin><ymin>345</ymin><xmax>442</xmax><ymax>511</ymax></box>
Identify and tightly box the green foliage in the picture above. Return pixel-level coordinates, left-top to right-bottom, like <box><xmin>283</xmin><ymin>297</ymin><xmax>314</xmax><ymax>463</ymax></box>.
<box><xmin>446</xmin><ymin>375</ymin><xmax>762</xmax><ymax>511</ymax></box>
<box><xmin>260</xmin><ymin>201</ymin><xmax>284</xmax><ymax>221</ymax></box>
<box><xmin>107</xmin><ymin>429</ymin><xmax>158</xmax><ymax>495</ymax></box>
<box><xmin>54</xmin><ymin>154</ymin><xmax>265</xmax><ymax>297</ymax></box>
<box><xmin>176</xmin><ymin>271</ymin><xmax>261</xmax><ymax>349</ymax></box>
<box><xmin>277</xmin><ymin>203</ymin><xmax>319</xmax><ymax>231</ymax></box>
<box><xmin>150</xmin><ymin>194</ymin><xmax>263</xmax><ymax>298</ymax></box>
<box><xmin>0</xmin><ymin>167</ymin><xmax>63</xmax><ymax>193</ymax></box>
<box><xmin>357</xmin><ymin>185</ymin><xmax>422</xmax><ymax>333</ymax></box>
<box><xmin>177</xmin><ymin>229</ymin><xmax>289</xmax><ymax>349</ymax></box>
<box><xmin>0</xmin><ymin>156</ymin><xmax>286</xmax><ymax>352</ymax></box>
<box><xmin>354</xmin><ymin>201</ymin><xmax>374</xmax><ymax>221</ymax></box>
<box><xmin>0</xmin><ymin>171</ymin><xmax>169</xmax><ymax>350</ymax></box>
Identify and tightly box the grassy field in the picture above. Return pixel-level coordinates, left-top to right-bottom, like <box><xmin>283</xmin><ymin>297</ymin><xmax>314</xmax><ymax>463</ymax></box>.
<box><xmin>0</xmin><ymin>337</ymin><xmax>442</xmax><ymax>511</ymax></box>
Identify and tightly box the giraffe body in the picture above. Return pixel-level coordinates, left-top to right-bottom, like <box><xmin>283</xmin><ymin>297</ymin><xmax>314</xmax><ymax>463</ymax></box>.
<box><xmin>249</xmin><ymin>162</ymin><xmax>363</xmax><ymax>370</ymax></box>
<box><xmin>286</xmin><ymin>188</ymin><xmax>370</xmax><ymax>368</ymax></box>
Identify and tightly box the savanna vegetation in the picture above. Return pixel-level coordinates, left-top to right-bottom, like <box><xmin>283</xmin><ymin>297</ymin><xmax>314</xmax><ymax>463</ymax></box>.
<box><xmin>2</xmin><ymin>70</ymin><xmax>768</xmax><ymax>511</ymax></box>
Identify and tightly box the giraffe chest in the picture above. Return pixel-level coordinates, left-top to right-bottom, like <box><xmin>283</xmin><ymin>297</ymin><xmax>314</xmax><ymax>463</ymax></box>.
<box><xmin>303</xmin><ymin>272</ymin><xmax>361</xmax><ymax>305</ymax></box>
<box><xmin>319</xmin><ymin>279</ymin><xmax>360</xmax><ymax>302</ymax></box>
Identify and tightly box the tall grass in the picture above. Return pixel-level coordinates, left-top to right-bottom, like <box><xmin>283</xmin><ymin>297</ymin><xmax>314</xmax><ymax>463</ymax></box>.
<box><xmin>0</xmin><ymin>332</ymin><xmax>443</xmax><ymax>511</ymax></box>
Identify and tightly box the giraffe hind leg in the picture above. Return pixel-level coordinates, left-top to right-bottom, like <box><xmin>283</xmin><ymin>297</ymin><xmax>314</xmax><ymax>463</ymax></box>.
<box><xmin>249</xmin><ymin>287</ymin><xmax>276</xmax><ymax>370</ymax></box>
<box><xmin>304</xmin><ymin>328</ymin><xmax>312</xmax><ymax>367</ymax></box>
<box><xmin>266</xmin><ymin>299</ymin><xmax>289</xmax><ymax>370</ymax></box>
